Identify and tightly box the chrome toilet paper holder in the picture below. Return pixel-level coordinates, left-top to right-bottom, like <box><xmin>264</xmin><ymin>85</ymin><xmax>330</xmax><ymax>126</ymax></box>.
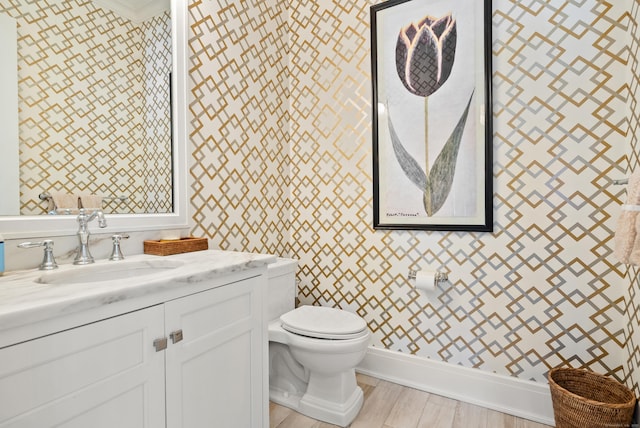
<box><xmin>408</xmin><ymin>270</ymin><xmax>448</xmax><ymax>283</ymax></box>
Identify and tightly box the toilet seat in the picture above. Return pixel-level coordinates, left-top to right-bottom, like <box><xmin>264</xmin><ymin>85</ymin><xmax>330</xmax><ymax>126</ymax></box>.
<box><xmin>280</xmin><ymin>306</ymin><xmax>367</xmax><ymax>340</ymax></box>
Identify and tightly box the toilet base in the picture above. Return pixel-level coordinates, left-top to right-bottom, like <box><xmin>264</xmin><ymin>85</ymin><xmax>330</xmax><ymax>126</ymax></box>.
<box><xmin>300</xmin><ymin>383</ymin><xmax>364</xmax><ymax>427</ymax></box>
<box><xmin>270</xmin><ymin>383</ymin><xmax>364</xmax><ymax>428</ymax></box>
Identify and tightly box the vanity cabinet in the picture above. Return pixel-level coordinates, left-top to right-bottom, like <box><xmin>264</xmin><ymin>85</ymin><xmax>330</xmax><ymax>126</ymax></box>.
<box><xmin>0</xmin><ymin>274</ymin><xmax>265</xmax><ymax>428</ymax></box>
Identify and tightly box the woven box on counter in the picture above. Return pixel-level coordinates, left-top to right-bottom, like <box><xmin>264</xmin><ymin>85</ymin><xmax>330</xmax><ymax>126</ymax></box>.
<box><xmin>143</xmin><ymin>237</ymin><xmax>208</xmax><ymax>256</ymax></box>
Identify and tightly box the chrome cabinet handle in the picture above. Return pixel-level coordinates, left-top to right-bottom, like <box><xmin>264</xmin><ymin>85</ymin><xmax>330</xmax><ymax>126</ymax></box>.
<box><xmin>153</xmin><ymin>330</ymin><xmax>183</xmax><ymax>352</ymax></box>
<box><xmin>153</xmin><ymin>337</ymin><xmax>168</xmax><ymax>352</ymax></box>
<box><xmin>170</xmin><ymin>330</ymin><xmax>183</xmax><ymax>344</ymax></box>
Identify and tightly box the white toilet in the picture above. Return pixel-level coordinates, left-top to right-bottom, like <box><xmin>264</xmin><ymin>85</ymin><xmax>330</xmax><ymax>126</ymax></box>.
<box><xmin>267</xmin><ymin>258</ymin><xmax>371</xmax><ymax>427</ymax></box>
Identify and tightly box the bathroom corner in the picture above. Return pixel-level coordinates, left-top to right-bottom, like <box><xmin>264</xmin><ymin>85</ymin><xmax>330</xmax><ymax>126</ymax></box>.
<box><xmin>185</xmin><ymin>0</ymin><xmax>640</xmax><ymax>425</ymax></box>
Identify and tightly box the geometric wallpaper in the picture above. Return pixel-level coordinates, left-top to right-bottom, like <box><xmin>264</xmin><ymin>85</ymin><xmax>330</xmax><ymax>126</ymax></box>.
<box><xmin>188</xmin><ymin>0</ymin><xmax>290</xmax><ymax>256</ymax></box>
<box><xmin>187</xmin><ymin>0</ymin><xmax>637</xmax><ymax>391</ymax></box>
<box><xmin>625</xmin><ymin>0</ymin><xmax>640</xmax><ymax>398</ymax></box>
<box><xmin>139</xmin><ymin>12</ymin><xmax>173</xmax><ymax>214</ymax></box>
<box><xmin>0</xmin><ymin>1</ymin><xmax>172</xmax><ymax>215</ymax></box>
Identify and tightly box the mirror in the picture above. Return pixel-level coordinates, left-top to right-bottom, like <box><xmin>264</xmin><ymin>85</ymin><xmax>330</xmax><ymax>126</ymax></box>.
<box><xmin>0</xmin><ymin>0</ymin><xmax>175</xmax><ymax>217</ymax></box>
<box><xmin>0</xmin><ymin>0</ymin><xmax>188</xmax><ymax>238</ymax></box>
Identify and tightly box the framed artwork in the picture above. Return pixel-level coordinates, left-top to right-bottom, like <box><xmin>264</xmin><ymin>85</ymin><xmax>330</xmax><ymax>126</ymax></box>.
<box><xmin>371</xmin><ymin>0</ymin><xmax>493</xmax><ymax>231</ymax></box>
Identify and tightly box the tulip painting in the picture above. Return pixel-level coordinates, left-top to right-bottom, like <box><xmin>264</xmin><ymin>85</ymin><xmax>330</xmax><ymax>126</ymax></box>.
<box><xmin>387</xmin><ymin>12</ymin><xmax>474</xmax><ymax>217</ymax></box>
<box><xmin>370</xmin><ymin>0</ymin><xmax>491</xmax><ymax>231</ymax></box>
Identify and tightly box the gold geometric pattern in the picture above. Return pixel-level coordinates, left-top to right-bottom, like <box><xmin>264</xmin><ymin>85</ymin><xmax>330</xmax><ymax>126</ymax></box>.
<box><xmin>1</xmin><ymin>1</ymin><xmax>172</xmax><ymax>215</ymax></box>
<box><xmin>187</xmin><ymin>0</ymin><xmax>636</xmax><ymax>388</ymax></box>
<box><xmin>624</xmin><ymin>0</ymin><xmax>640</xmax><ymax>398</ymax></box>
<box><xmin>187</xmin><ymin>0</ymin><xmax>290</xmax><ymax>257</ymax></box>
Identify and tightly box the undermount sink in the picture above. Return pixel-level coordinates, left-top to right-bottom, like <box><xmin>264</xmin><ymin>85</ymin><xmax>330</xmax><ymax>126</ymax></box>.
<box><xmin>36</xmin><ymin>260</ymin><xmax>184</xmax><ymax>285</ymax></box>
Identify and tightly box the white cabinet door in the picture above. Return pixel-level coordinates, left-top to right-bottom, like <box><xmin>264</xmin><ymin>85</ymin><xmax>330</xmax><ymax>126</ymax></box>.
<box><xmin>0</xmin><ymin>306</ymin><xmax>166</xmax><ymax>428</ymax></box>
<box><xmin>165</xmin><ymin>276</ymin><xmax>264</xmax><ymax>428</ymax></box>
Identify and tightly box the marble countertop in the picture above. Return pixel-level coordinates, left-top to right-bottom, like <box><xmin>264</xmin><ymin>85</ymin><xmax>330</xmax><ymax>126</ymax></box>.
<box><xmin>0</xmin><ymin>250</ymin><xmax>276</xmax><ymax>337</ymax></box>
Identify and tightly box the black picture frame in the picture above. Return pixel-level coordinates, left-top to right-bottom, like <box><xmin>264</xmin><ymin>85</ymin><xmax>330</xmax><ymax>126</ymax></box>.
<box><xmin>371</xmin><ymin>0</ymin><xmax>493</xmax><ymax>231</ymax></box>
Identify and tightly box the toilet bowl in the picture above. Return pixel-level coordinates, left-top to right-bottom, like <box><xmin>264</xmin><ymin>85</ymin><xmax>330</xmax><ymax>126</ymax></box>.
<box><xmin>267</xmin><ymin>259</ymin><xmax>370</xmax><ymax>427</ymax></box>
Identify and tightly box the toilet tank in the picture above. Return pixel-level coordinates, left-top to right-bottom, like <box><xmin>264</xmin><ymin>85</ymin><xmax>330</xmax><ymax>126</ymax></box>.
<box><xmin>267</xmin><ymin>258</ymin><xmax>298</xmax><ymax>321</ymax></box>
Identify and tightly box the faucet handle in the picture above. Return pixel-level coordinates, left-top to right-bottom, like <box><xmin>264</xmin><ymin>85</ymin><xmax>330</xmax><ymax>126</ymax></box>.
<box><xmin>109</xmin><ymin>234</ymin><xmax>130</xmax><ymax>261</ymax></box>
<box><xmin>18</xmin><ymin>240</ymin><xmax>58</xmax><ymax>270</ymax></box>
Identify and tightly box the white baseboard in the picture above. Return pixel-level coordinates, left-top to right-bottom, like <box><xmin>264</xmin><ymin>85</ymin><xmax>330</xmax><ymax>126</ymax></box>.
<box><xmin>356</xmin><ymin>347</ymin><xmax>555</xmax><ymax>426</ymax></box>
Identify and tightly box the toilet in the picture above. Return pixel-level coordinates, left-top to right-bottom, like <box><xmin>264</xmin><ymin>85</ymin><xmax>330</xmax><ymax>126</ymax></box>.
<box><xmin>267</xmin><ymin>258</ymin><xmax>371</xmax><ymax>427</ymax></box>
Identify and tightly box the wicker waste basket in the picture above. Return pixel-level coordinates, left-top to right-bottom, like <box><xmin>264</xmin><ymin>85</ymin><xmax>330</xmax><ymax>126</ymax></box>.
<box><xmin>548</xmin><ymin>367</ymin><xmax>636</xmax><ymax>428</ymax></box>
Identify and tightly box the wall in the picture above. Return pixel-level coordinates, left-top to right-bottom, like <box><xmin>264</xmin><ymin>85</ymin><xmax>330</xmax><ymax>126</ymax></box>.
<box><xmin>1</xmin><ymin>2</ymin><xmax>172</xmax><ymax>215</ymax></box>
<box><xmin>291</xmin><ymin>0</ymin><xmax>632</xmax><ymax>385</ymax></box>
<box><xmin>625</xmin><ymin>0</ymin><xmax>640</xmax><ymax>397</ymax></box>
<box><xmin>187</xmin><ymin>0</ymin><xmax>636</xmax><ymax>390</ymax></box>
<box><xmin>187</xmin><ymin>0</ymin><xmax>290</xmax><ymax>256</ymax></box>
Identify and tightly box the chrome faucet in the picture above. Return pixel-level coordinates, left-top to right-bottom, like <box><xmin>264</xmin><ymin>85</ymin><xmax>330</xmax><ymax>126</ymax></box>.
<box><xmin>74</xmin><ymin>209</ymin><xmax>107</xmax><ymax>265</ymax></box>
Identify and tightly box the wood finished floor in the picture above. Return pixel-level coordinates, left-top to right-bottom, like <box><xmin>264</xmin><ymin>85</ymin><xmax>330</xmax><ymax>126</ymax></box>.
<box><xmin>270</xmin><ymin>374</ymin><xmax>553</xmax><ymax>428</ymax></box>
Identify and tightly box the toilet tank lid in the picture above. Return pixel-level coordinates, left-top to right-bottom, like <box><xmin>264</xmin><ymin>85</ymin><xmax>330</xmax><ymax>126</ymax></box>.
<box><xmin>280</xmin><ymin>305</ymin><xmax>367</xmax><ymax>338</ymax></box>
